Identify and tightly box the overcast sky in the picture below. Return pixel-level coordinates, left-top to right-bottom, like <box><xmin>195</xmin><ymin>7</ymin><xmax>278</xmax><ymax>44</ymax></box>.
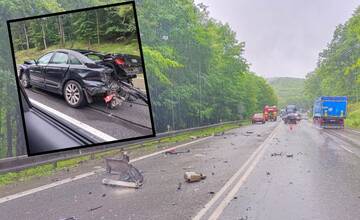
<box><xmin>194</xmin><ymin>0</ymin><xmax>359</xmax><ymax>78</ymax></box>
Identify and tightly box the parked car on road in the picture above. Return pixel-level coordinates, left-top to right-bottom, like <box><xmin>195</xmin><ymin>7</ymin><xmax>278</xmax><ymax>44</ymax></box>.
<box><xmin>252</xmin><ymin>113</ymin><xmax>266</xmax><ymax>124</ymax></box>
<box><xmin>18</xmin><ymin>49</ymin><xmax>115</xmax><ymax>108</ymax></box>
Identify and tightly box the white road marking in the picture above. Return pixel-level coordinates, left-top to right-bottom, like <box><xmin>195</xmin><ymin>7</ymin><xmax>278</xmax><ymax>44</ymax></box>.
<box><xmin>347</xmin><ymin>129</ymin><xmax>360</xmax><ymax>134</ymax></box>
<box><xmin>0</xmin><ymin>136</ymin><xmax>211</xmax><ymax>204</ymax></box>
<box><xmin>193</xmin><ymin>124</ymin><xmax>281</xmax><ymax>220</ymax></box>
<box><xmin>0</xmin><ymin>171</ymin><xmax>98</xmax><ymax>204</ymax></box>
<box><xmin>339</xmin><ymin>145</ymin><xmax>355</xmax><ymax>154</ymax></box>
<box><xmin>29</xmin><ymin>98</ymin><xmax>116</xmax><ymax>142</ymax></box>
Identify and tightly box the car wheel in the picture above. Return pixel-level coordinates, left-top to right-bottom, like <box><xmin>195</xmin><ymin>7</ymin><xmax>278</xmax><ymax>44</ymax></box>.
<box><xmin>20</xmin><ymin>73</ymin><xmax>31</xmax><ymax>88</ymax></box>
<box><xmin>64</xmin><ymin>80</ymin><xmax>85</xmax><ymax>108</ymax></box>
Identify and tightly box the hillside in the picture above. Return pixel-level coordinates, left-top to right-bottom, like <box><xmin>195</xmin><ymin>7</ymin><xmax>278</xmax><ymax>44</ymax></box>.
<box><xmin>267</xmin><ymin>77</ymin><xmax>309</xmax><ymax>109</ymax></box>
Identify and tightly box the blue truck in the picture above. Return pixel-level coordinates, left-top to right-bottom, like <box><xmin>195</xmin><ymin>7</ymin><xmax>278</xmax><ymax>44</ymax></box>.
<box><xmin>313</xmin><ymin>96</ymin><xmax>347</xmax><ymax>128</ymax></box>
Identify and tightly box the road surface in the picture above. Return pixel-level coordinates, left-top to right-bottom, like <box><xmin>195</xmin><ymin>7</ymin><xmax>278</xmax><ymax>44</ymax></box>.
<box><xmin>24</xmin><ymin>84</ymin><xmax>153</xmax><ymax>142</ymax></box>
<box><xmin>0</xmin><ymin>120</ymin><xmax>359</xmax><ymax>220</ymax></box>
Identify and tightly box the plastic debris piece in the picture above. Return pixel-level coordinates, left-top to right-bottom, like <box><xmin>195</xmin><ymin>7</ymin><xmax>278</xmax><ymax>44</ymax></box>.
<box><xmin>184</xmin><ymin>171</ymin><xmax>206</xmax><ymax>183</ymax></box>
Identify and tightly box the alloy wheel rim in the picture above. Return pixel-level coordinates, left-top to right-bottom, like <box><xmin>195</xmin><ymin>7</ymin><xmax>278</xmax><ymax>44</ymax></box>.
<box><xmin>65</xmin><ymin>83</ymin><xmax>80</xmax><ymax>105</ymax></box>
<box><xmin>21</xmin><ymin>75</ymin><xmax>28</xmax><ymax>86</ymax></box>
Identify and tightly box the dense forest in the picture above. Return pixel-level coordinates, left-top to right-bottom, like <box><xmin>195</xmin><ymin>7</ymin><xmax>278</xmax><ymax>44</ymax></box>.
<box><xmin>10</xmin><ymin>4</ymin><xmax>136</xmax><ymax>53</ymax></box>
<box><xmin>304</xmin><ymin>6</ymin><xmax>360</xmax><ymax>102</ymax></box>
<box><xmin>304</xmin><ymin>6</ymin><xmax>360</xmax><ymax>127</ymax></box>
<box><xmin>268</xmin><ymin>77</ymin><xmax>310</xmax><ymax>110</ymax></box>
<box><xmin>0</xmin><ymin>0</ymin><xmax>277</xmax><ymax>158</ymax></box>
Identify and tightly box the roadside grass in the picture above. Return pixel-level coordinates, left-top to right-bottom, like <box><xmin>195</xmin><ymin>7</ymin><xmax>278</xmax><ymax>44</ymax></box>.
<box><xmin>346</xmin><ymin>102</ymin><xmax>360</xmax><ymax>129</ymax></box>
<box><xmin>15</xmin><ymin>40</ymin><xmax>140</xmax><ymax>65</ymax></box>
<box><xmin>0</xmin><ymin>121</ymin><xmax>247</xmax><ymax>187</ymax></box>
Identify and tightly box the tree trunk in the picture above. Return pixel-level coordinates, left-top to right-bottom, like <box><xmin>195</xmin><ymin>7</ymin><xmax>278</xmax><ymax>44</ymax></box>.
<box><xmin>6</xmin><ymin>108</ymin><xmax>13</xmax><ymax>158</ymax></box>
<box><xmin>23</xmin><ymin>22</ymin><xmax>29</xmax><ymax>50</ymax></box>
<box><xmin>41</xmin><ymin>21</ymin><xmax>47</xmax><ymax>49</ymax></box>
<box><xmin>58</xmin><ymin>16</ymin><xmax>65</xmax><ymax>47</ymax></box>
<box><xmin>95</xmin><ymin>10</ymin><xmax>100</xmax><ymax>45</ymax></box>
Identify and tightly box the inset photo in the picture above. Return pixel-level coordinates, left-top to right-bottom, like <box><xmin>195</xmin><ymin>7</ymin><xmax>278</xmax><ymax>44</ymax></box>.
<box><xmin>7</xmin><ymin>1</ymin><xmax>154</xmax><ymax>156</ymax></box>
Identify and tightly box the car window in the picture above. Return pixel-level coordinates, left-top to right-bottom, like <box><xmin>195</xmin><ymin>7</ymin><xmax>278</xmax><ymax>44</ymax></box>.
<box><xmin>86</xmin><ymin>54</ymin><xmax>102</xmax><ymax>62</ymax></box>
<box><xmin>37</xmin><ymin>53</ymin><xmax>54</xmax><ymax>65</ymax></box>
<box><xmin>69</xmin><ymin>55</ymin><xmax>82</xmax><ymax>65</ymax></box>
<box><xmin>50</xmin><ymin>52</ymin><xmax>68</xmax><ymax>64</ymax></box>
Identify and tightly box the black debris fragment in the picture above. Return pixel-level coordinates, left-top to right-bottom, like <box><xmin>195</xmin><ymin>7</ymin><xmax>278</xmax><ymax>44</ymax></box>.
<box><xmin>88</xmin><ymin>192</ymin><xmax>92</xmax><ymax>195</ymax></box>
<box><xmin>165</xmin><ymin>149</ymin><xmax>191</xmax><ymax>155</ymax></box>
<box><xmin>209</xmin><ymin>191</ymin><xmax>215</xmax><ymax>195</ymax></box>
<box><xmin>271</xmin><ymin>152</ymin><xmax>282</xmax><ymax>157</ymax></box>
<box><xmin>266</xmin><ymin>171</ymin><xmax>271</xmax><ymax>176</ymax></box>
<box><xmin>177</xmin><ymin>182</ymin><xmax>182</xmax><ymax>190</ymax></box>
<box><xmin>211</xmin><ymin>172</ymin><xmax>215</xmax><ymax>176</ymax></box>
<box><xmin>257</xmin><ymin>134</ymin><xmax>261</xmax><ymax>137</ymax></box>
<box><xmin>233</xmin><ymin>196</ymin><xmax>238</xmax><ymax>199</ymax></box>
<box><xmin>246</xmin><ymin>207</ymin><xmax>251</xmax><ymax>211</ymax></box>
<box><xmin>59</xmin><ymin>217</ymin><xmax>78</xmax><ymax>220</ymax></box>
<box><xmin>289</xmin><ymin>182</ymin><xmax>293</xmax><ymax>185</ymax></box>
<box><xmin>286</xmin><ymin>154</ymin><xmax>294</xmax><ymax>158</ymax></box>
<box><xmin>224</xmin><ymin>161</ymin><xmax>229</xmax><ymax>163</ymax></box>
<box><xmin>102</xmin><ymin>193</ymin><xmax>106</xmax><ymax>197</ymax></box>
<box><xmin>246</xmin><ymin>131</ymin><xmax>254</xmax><ymax>134</ymax></box>
<box><xmin>88</xmin><ymin>205</ymin><xmax>103</xmax><ymax>212</ymax></box>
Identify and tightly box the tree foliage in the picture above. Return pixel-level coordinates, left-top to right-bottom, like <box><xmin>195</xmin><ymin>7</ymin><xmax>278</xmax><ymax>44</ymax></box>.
<box><xmin>305</xmin><ymin>6</ymin><xmax>360</xmax><ymax>103</ymax></box>
<box><xmin>0</xmin><ymin>0</ymin><xmax>277</xmax><ymax>158</ymax></box>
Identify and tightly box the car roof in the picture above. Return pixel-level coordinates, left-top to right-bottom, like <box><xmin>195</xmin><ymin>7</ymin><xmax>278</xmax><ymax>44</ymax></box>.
<box><xmin>51</xmin><ymin>49</ymin><xmax>96</xmax><ymax>64</ymax></box>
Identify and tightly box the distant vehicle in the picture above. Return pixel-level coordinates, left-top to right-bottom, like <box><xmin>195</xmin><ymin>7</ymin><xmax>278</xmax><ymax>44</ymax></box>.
<box><xmin>313</xmin><ymin>96</ymin><xmax>347</xmax><ymax>129</ymax></box>
<box><xmin>263</xmin><ymin>105</ymin><xmax>278</xmax><ymax>121</ymax></box>
<box><xmin>283</xmin><ymin>105</ymin><xmax>298</xmax><ymax>124</ymax></box>
<box><xmin>75</xmin><ymin>49</ymin><xmax>143</xmax><ymax>83</ymax></box>
<box><xmin>252</xmin><ymin>113</ymin><xmax>266</xmax><ymax>124</ymax></box>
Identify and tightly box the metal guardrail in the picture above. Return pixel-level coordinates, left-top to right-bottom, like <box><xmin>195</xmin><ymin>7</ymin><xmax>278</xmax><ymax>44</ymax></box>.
<box><xmin>0</xmin><ymin>121</ymin><xmax>241</xmax><ymax>174</ymax></box>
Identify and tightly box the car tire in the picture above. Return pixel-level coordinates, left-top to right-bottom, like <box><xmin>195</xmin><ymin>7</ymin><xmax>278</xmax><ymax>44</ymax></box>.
<box><xmin>20</xmin><ymin>73</ymin><xmax>31</xmax><ymax>88</ymax></box>
<box><xmin>64</xmin><ymin>80</ymin><xmax>86</xmax><ymax>108</ymax></box>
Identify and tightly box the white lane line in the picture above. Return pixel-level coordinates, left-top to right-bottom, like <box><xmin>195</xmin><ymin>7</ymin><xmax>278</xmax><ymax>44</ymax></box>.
<box><xmin>339</xmin><ymin>145</ymin><xmax>355</xmax><ymax>154</ymax></box>
<box><xmin>347</xmin><ymin>129</ymin><xmax>360</xmax><ymax>134</ymax></box>
<box><xmin>29</xmin><ymin>98</ymin><xmax>116</xmax><ymax>142</ymax></box>
<box><xmin>0</xmin><ymin>136</ymin><xmax>211</xmax><ymax>205</ymax></box>
<box><xmin>0</xmin><ymin>171</ymin><xmax>97</xmax><ymax>204</ymax></box>
<box><xmin>193</xmin><ymin>124</ymin><xmax>281</xmax><ymax>220</ymax></box>
<box><xmin>208</xmin><ymin>126</ymin><xmax>280</xmax><ymax>220</ymax></box>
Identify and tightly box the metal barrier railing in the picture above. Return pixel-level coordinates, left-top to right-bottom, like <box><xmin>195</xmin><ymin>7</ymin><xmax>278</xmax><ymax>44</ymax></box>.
<box><xmin>0</xmin><ymin>120</ymin><xmax>241</xmax><ymax>174</ymax></box>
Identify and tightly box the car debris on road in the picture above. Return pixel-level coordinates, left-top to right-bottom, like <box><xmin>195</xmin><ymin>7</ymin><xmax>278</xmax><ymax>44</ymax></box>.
<box><xmin>102</xmin><ymin>153</ymin><xmax>143</xmax><ymax>188</ymax></box>
<box><xmin>165</xmin><ymin>149</ymin><xmax>191</xmax><ymax>155</ymax></box>
<box><xmin>184</xmin><ymin>171</ymin><xmax>206</xmax><ymax>183</ymax></box>
<box><xmin>271</xmin><ymin>152</ymin><xmax>282</xmax><ymax>157</ymax></box>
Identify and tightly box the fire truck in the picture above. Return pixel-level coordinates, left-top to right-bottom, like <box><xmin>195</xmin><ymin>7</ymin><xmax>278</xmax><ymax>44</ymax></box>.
<box><xmin>263</xmin><ymin>105</ymin><xmax>278</xmax><ymax>121</ymax></box>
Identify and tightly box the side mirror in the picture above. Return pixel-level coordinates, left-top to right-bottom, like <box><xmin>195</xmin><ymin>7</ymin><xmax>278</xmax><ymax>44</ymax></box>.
<box><xmin>24</xmin><ymin>60</ymin><xmax>36</xmax><ymax>65</ymax></box>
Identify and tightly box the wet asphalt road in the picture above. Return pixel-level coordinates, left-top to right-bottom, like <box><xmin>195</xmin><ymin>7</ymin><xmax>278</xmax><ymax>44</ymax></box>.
<box><xmin>0</xmin><ymin>120</ymin><xmax>359</xmax><ymax>220</ymax></box>
<box><xmin>24</xmin><ymin>86</ymin><xmax>153</xmax><ymax>140</ymax></box>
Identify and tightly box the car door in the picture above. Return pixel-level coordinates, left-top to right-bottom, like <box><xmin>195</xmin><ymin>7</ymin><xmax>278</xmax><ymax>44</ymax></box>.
<box><xmin>29</xmin><ymin>52</ymin><xmax>54</xmax><ymax>88</ymax></box>
<box><xmin>44</xmin><ymin>52</ymin><xmax>70</xmax><ymax>93</ymax></box>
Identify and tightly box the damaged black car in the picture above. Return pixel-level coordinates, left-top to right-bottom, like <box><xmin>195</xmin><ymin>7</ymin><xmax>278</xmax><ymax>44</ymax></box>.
<box><xmin>74</xmin><ymin>49</ymin><xmax>143</xmax><ymax>83</ymax></box>
<box><xmin>19</xmin><ymin>49</ymin><xmax>119</xmax><ymax>108</ymax></box>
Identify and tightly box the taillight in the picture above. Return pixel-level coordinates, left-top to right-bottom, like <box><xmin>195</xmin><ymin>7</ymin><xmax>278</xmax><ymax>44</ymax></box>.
<box><xmin>115</xmin><ymin>58</ymin><xmax>125</xmax><ymax>65</ymax></box>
